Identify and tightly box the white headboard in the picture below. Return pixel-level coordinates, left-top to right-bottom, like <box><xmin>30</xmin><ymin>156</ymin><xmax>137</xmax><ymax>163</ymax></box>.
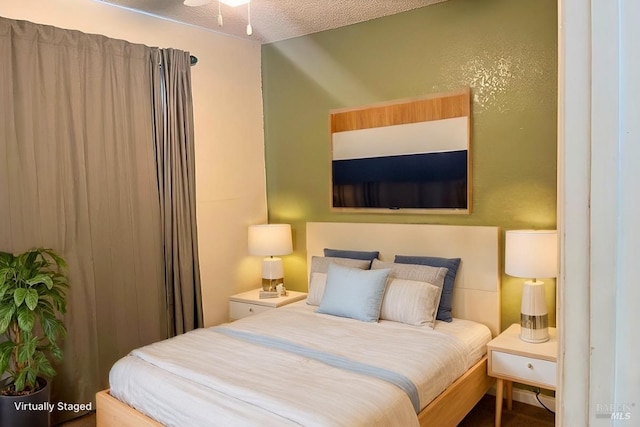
<box><xmin>306</xmin><ymin>222</ymin><xmax>501</xmax><ymax>336</ymax></box>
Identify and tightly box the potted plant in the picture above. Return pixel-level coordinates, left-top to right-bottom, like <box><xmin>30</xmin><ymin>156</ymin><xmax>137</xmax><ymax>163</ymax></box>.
<box><xmin>0</xmin><ymin>248</ymin><xmax>68</xmax><ymax>427</ymax></box>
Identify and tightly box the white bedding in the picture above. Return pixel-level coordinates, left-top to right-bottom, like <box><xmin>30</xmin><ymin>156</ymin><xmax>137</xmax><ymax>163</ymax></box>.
<box><xmin>109</xmin><ymin>301</ymin><xmax>491</xmax><ymax>427</ymax></box>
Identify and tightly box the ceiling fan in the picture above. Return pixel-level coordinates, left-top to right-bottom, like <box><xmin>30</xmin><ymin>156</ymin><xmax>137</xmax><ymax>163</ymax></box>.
<box><xmin>183</xmin><ymin>0</ymin><xmax>253</xmax><ymax>35</ymax></box>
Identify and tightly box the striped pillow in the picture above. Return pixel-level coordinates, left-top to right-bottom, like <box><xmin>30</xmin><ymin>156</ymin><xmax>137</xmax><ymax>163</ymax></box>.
<box><xmin>372</xmin><ymin>259</ymin><xmax>448</xmax><ymax>328</ymax></box>
<box><xmin>380</xmin><ymin>278</ymin><xmax>442</xmax><ymax>327</ymax></box>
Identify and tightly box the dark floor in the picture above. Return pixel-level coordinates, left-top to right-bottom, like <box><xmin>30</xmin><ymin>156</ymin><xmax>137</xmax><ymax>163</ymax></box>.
<box><xmin>57</xmin><ymin>394</ymin><xmax>555</xmax><ymax>426</ymax></box>
<box><xmin>459</xmin><ymin>394</ymin><xmax>555</xmax><ymax>427</ymax></box>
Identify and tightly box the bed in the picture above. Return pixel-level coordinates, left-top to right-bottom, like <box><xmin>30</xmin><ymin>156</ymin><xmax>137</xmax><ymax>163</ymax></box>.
<box><xmin>97</xmin><ymin>222</ymin><xmax>500</xmax><ymax>427</ymax></box>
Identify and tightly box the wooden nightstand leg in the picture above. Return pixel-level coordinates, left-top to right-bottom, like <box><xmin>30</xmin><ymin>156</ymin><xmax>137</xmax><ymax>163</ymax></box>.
<box><xmin>506</xmin><ymin>381</ymin><xmax>513</xmax><ymax>411</ymax></box>
<box><xmin>495</xmin><ymin>378</ymin><xmax>503</xmax><ymax>427</ymax></box>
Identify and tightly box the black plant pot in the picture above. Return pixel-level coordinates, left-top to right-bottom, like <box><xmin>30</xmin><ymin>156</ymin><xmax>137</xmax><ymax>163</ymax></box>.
<box><xmin>0</xmin><ymin>377</ymin><xmax>51</xmax><ymax>427</ymax></box>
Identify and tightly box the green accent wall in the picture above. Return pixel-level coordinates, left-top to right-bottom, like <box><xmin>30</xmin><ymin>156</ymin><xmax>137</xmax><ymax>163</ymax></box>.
<box><xmin>261</xmin><ymin>0</ymin><xmax>557</xmax><ymax>330</ymax></box>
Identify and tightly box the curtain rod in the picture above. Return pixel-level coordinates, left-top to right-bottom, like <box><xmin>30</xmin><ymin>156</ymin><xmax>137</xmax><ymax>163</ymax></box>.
<box><xmin>190</xmin><ymin>55</ymin><xmax>198</xmax><ymax>66</ymax></box>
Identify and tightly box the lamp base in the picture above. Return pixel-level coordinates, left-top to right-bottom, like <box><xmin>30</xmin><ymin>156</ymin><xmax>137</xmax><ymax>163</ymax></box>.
<box><xmin>520</xmin><ymin>280</ymin><xmax>549</xmax><ymax>343</ymax></box>
<box><xmin>261</xmin><ymin>277</ymin><xmax>283</xmax><ymax>292</ymax></box>
<box><xmin>261</xmin><ymin>257</ymin><xmax>284</xmax><ymax>291</ymax></box>
<box><xmin>520</xmin><ymin>314</ymin><xmax>549</xmax><ymax>343</ymax></box>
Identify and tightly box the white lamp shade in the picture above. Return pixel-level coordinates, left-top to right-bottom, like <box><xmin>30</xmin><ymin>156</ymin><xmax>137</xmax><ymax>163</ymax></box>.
<box><xmin>248</xmin><ymin>224</ymin><xmax>292</xmax><ymax>256</ymax></box>
<box><xmin>505</xmin><ymin>230</ymin><xmax>558</xmax><ymax>279</ymax></box>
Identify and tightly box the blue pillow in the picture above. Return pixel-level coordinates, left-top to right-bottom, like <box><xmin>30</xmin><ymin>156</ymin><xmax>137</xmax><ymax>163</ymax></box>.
<box><xmin>394</xmin><ymin>255</ymin><xmax>461</xmax><ymax>322</ymax></box>
<box><xmin>316</xmin><ymin>263</ymin><xmax>390</xmax><ymax>322</ymax></box>
<box><xmin>323</xmin><ymin>248</ymin><xmax>379</xmax><ymax>263</ymax></box>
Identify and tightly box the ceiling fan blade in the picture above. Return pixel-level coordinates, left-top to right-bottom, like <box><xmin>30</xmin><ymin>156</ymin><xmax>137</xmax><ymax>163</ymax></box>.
<box><xmin>183</xmin><ymin>0</ymin><xmax>211</xmax><ymax>6</ymax></box>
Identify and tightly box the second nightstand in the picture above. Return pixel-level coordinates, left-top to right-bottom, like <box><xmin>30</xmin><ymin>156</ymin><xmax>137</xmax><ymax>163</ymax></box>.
<box><xmin>487</xmin><ymin>323</ymin><xmax>557</xmax><ymax>426</ymax></box>
<box><xmin>228</xmin><ymin>288</ymin><xmax>307</xmax><ymax>321</ymax></box>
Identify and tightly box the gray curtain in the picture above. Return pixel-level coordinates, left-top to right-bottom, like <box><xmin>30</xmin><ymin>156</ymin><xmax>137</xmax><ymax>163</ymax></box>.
<box><xmin>0</xmin><ymin>17</ymin><xmax>183</xmax><ymax>423</ymax></box>
<box><xmin>151</xmin><ymin>49</ymin><xmax>203</xmax><ymax>336</ymax></box>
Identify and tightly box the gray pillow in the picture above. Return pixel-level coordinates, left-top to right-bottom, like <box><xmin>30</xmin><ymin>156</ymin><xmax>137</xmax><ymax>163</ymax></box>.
<box><xmin>394</xmin><ymin>255</ymin><xmax>461</xmax><ymax>322</ymax></box>
<box><xmin>309</xmin><ymin>256</ymin><xmax>371</xmax><ymax>275</ymax></box>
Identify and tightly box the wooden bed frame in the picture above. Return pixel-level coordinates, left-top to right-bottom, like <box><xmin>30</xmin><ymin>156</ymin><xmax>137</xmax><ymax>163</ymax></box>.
<box><xmin>97</xmin><ymin>222</ymin><xmax>500</xmax><ymax>427</ymax></box>
<box><xmin>97</xmin><ymin>357</ymin><xmax>493</xmax><ymax>427</ymax></box>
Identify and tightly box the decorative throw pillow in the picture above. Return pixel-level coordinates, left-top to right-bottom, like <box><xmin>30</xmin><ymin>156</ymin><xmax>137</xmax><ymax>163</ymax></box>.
<box><xmin>323</xmin><ymin>248</ymin><xmax>379</xmax><ymax>266</ymax></box>
<box><xmin>315</xmin><ymin>263</ymin><xmax>390</xmax><ymax>322</ymax></box>
<box><xmin>380</xmin><ymin>278</ymin><xmax>443</xmax><ymax>327</ymax></box>
<box><xmin>307</xmin><ymin>257</ymin><xmax>371</xmax><ymax>306</ymax></box>
<box><xmin>371</xmin><ymin>259</ymin><xmax>447</xmax><ymax>328</ymax></box>
<box><xmin>394</xmin><ymin>255</ymin><xmax>461</xmax><ymax>322</ymax></box>
<box><xmin>306</xmin><ymin>272</ymin><xmax>328</xmax><ymax>306</ymax></box>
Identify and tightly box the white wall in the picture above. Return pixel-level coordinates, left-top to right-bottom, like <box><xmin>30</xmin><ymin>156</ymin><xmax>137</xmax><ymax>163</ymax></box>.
<box><xmin>0</xmin><ymin>0</ymin><xmax>268</xmax><ymax>326</ymax></box>
<box><xmin>559</xmin><ymin>0</ymin><xmax>640</xmax><ymax>425</ymax></box>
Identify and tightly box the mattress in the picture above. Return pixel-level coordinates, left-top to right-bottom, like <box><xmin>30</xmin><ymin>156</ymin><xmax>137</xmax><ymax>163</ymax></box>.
<box><xmin>109</xmin><ymin>301</ymin><xmax>491</xmax><ymax>427</ymax></box>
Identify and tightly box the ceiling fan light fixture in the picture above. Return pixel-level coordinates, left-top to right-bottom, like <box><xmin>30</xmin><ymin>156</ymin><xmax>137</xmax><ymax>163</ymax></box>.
<box><xmin>219</xmin><ymin>0</ymin><xmax>250</xmax><ymax>6</ymax></box>
<box><xmin>185</xmin><ymin>0</ymin><xmax>252</xmax><ymax>37</ymax></box>
<box><xmin>183</xmin><ymin>0</ymin><xmax>210</xmax><ymax>6</ymax></box>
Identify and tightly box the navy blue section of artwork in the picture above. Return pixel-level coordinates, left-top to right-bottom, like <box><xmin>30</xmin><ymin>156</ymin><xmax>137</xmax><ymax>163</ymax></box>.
<box><xmin>332</xmin><ymin>150</ymin><xmax>467</xmax><ymax>209</ymax></box>
<box><xmin>332</xmin><ymin>150</ymin><xmax>467</xmax><ymax>184</ymax></box>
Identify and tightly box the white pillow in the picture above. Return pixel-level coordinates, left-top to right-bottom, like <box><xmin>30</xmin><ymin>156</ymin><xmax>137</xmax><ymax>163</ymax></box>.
<box><xmin>372</xmin><ymin>259</ymin><xmax>448</xmax><ymax>328</ymax></box>
<box><xmin>380</xmin><ymin>278</ymin><xmax>442</xmax><ymax>327</ymax></box>
<box><xmin>307</xmin><ymin>256</ymin><xmax>371</xmax><ymax>306</ymax></box>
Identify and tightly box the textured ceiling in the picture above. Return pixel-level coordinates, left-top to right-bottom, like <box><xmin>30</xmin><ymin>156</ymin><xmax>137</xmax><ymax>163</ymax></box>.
<box><xmin>98</xmin><ymin>0</ymin><xmax>448</xmax><ymax>44</ymax></box>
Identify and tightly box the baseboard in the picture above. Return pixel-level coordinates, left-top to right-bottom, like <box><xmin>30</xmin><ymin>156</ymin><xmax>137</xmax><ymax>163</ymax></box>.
<box><xmin>487</xmin><ymin>385</ymin><xmax>556</xmax><ymax>412</ymax></box>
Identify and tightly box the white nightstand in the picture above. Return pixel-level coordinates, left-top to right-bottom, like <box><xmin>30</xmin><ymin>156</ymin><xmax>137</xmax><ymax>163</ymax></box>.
<box><xmin>487</xmin><ymin>323</ymin><xmax>557</xmax><ymax>427</ymax></box>
<box><xmin>228</xmin><ymin>288</ymin><xmax>307</xmax><ymax>321</ymax></box>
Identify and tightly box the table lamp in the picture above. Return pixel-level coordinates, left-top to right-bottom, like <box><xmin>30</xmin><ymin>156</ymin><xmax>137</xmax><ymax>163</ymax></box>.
<box><xmin>248</xmin><ymin>224</ymin><xmax>292</xmax><ymax>291</ymax></box>
<box><xmin>505</xmin><ymin>230</ymin><xmax>558</xmax><ymax>343</ymax></box>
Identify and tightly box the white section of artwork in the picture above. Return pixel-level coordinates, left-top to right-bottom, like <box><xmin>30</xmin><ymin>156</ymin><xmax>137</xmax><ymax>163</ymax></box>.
<box><xmin>332</xmin><ymin>116</ymin><xmax>468</xmax><ymax>161</ymax></box>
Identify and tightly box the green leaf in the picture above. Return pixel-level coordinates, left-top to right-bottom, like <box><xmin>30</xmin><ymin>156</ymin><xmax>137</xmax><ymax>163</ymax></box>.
<box><xmin>24</xmin><ymin>288</ymin><xmax>39</xmax><ymax>310</ymax></box>
<box><xmin>37</xmin><ymin>298</ymin><xmax>55</xmax><ymax>313</ymax></box>
<box><xmin>49</xmin><ymin>343</ymin><xmax>63</xmax><ymax>361</ymax></box>
<box><xmin>0</xmin><ymin>340</ymin><xmax>14</xmax><ymax>374</ymax></box>
<box><xmin>43</xmin><ymin>249</ymin><xmax>67</xmax><ymax>270</ymax></box>
<box><xmin>0</xmin><ymin>305</ymin><xmax>15</xmax><ymax>334</ymax></box>
<box><xmin>0</xmin><ymin>355</ymin><xmax>9</xmax><ymax>376</ymax></box>
<box><xmin>22</xmin><ymin>251</ymin><xmax>38</xmax><ymax>268</ymax></box>
<box><xmin>53</xmin><ymin>275</ymin><xmax>69</xmax><ymax>289</ymax></box>
<box><xmin>13</xmin><ymin>288</ymin><xmax>27</xmax><ymax>307</ymax></box>
<box><xmin>0</xmin><ymin>251</ymin><xmax>13</xmax><ymax>265</ymax></box>
<box><xmin>13</xmin><ymin>369</ymin><xmax>26</xmax><ymax>392</ymax></box>
<box><xmin>34</xmin><ymin>351</ymin><xmax>56</xmax><ymax>378</ymax></box>
<box><xmin>0</xmin><ymin>340</ymin><xmax>14</xmax><ymax>355</ymax></box>
<box><xmin>16</xmin><ymin>335</ymin><xmax>37</xmax><ymax>364</ymax></box>
<box><xmin>0</xmin><ymin>303</ymin><xmax>15</xmax><ymax>318</ymax></box>
<box><xmin>17</xmin><ymin>307</ymin><xmax>35</xmax><ymax>332</ymax></box>
<box><xmin>25</xmin><ymin>366</ymin><xmax>37</xmax><ymax>388</ymax></box>
<box><xmin>0</xmin><ymin>267</ymin><xmax>10</xmax><ymax>288</ymax></box>
<box><xmin>49</xmin><ymin>290</ymin><xmax>67</xmax><ymax>314</ymax></box>
<box><xmin>26</xmin><ymin>274</ymin><xmax>54</xmax><ymax>290</ymax></box>
<box><xmin>40</xmin><ymin>312</ymin><xmax>65</xmax><ymax>342</ymax></box>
